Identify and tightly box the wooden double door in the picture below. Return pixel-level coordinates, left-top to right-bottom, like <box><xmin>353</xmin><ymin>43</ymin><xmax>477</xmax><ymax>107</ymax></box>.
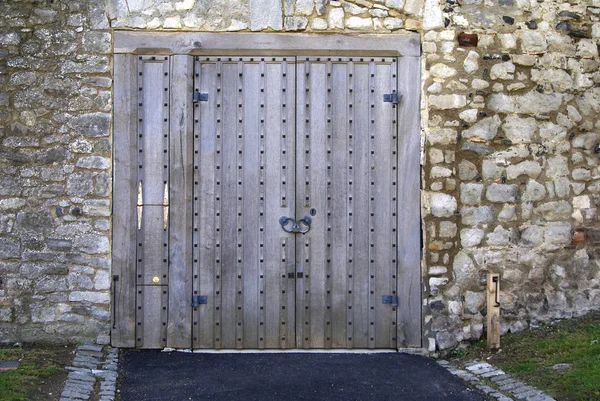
<box><xmin>113</xmin><ymin>55</ymin><xmax>407</xmax><ymax>350</ymax></box>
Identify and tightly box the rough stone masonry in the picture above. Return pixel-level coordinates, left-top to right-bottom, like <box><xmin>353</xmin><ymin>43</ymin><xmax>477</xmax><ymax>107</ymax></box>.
<box><xmin>0</xmin><ymin>0</ymin><xmax>599</xmax><ymax>351</ymax></box>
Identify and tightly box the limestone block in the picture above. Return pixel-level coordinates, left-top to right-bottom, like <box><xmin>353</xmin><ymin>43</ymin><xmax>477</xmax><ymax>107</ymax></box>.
<box><xmin>516</xmin><ymin>91</ymin><xmax>563</xmax><ymax>115</ymax></box>
<box><xmin>422</xmin><ymin>0</ymin><xmax>442</xmax><ymax>30</ymax></box>
<box><xmin>531</xmin><ymin>69</ymin><xmax>573</xmax><ymax>92</ymax></box>
<box><xmin>486</xmin><ymin>183</ymin><xmax>518</xmax><ymax>203</ymax></box>
<box><xmin>487</xmin><ymin>94</ymin><xmax>515</xmax><ymax>113</ymax></box>
<box><xmin>547</xmin><ymin>156</ymin><xmax>569</xmax><ymax>178</ymax></box>
<box><xmin>346</xmin><ymin>17</ymin><xmax>373</xmax><ymax>29</ymax></box>
<box><xmin>163</xmin><ymin>16</ymin><xmax>182</xmax><ymax>29</ymax></box>
<box><xmin>460</xmin><ymin>183</ymin><xmax>483</xmax><ymax>206</ymax></box>
<box><xmin>498</xmin><ymin>33</ymin><xmax>517</xmax><ymax>50</ymax></box>
<box><xmin>343</xmin><ymin>2</ymin><xmax>367</xmax><ymax>15</ymax></box>
<box><xmin>463</xmin><ymin>51</ymin><xmax>479</xmax><ymax>74</ymax></box>
<box><xmin>482</xmin><ymin>160</ymin><xmax>503</xmax><ymax>180</ymax></box>
<box><xmin>328</xmin><ymin>8</ymin><xmax>344</xmax><ymax>29</ymax></box>
<box><xmin>544</xmin><ymin>224</ymin><xmax>572</xmax><ymax>246</ymax></box>
<box><xmin>459</xmin><ymin>109</ymin><xmax>478</xmax><ymax>123</ymax></box>
<box><xmin>0</xmin><ymin>32</ymin><xmax>22</xmax><ymax>46</ymax></box>
<box><xmin>431</xmin><ymin>166</ymin><xmax>452</xmax><ymax>178</ymax></box>
<box><xmin>572</xmin><ymin>168</ymin><xmax>592</xmax><ymax>181</ymax></box>
<box><xmin>311</xmin><ymin>18</ymin><xmax>328</xmax><ymax>30</ymax></box>
<box><xmin>486</xmin><ymin>225</ymin><xmax>512</xmax><ymax>246</ymax></box>
<box><xmin>452</xmin><ymin>251</ymin><xmax>477</xmax><ymax>288</ymax></box>
<box><xmin>429</xmin><ymin>192</ymin><xmax>457</xmax><ymax>217</ymax></box>
<box><xmin>250</xmin><ymin>0</ymin><xmax>283</xmax><ymax>31</ymax></box>
<box><xmin>512</xmin><ymin>54</ymin><xmax>536</xmax><ymax>66</ymax></box>
<box><xmin>429</xmin><ymin>94</ymin><xmax>466</xmax><ymax>110</ymax></box>
<box><xmin>383</xmin><ymin>17</ymin><xmax>403</xmax><ymax>30</ymax></box>
<box><xmin>439</xmin><ymin>221</ymin><xmax>457</xmax><ymax>238</ymax></box>
<box><xmin>386</xmin><ymin>0</ymin><xmax>405</xmax><ymax>10</ymax></box>
<box><xmin>69</xmin><ymin>291</ymin><xmax>110</xmax><ymax>304</ymax></box>
<box><xmin>539</xmin><ymin>121</ymin><xmax>566</xmax><ymax>142</ymax></box>
<box><xmin>462</xmin><ymin>115</ymin><xmax>502</xmax><ymax>141</ymax></box>
<box><xmin>458</xmin><ymin>160</ymin><xmax>478</xmax><ymax>181</ymax></box>
<box><xmin>572</xmin><ymin>133</ymin><xmax>599</xmax><ymax>150</ymax></box>
<box><xmin>74</xmin><ymin>234</ymin><xmax>110</xmax><ymax>255</ymax></box>
<box><xmin>460</xmin><ymin>206</ymin><xmax>494</xmax><ymax>225</ymax></box>
<box><xmin>0</xmin><ymin>238</ymin><xmax>21</xmax><ymax>259</ymax></box>
<box><xmin>537</xmin><ymin>201</ymin><xmax>572</xmax><ymax>220</ymax></box>
<box><xmin>0</xmin><ymin>198</ymin><xmax>26</xmax><ymax>212</ymax></box>
<box><xmin>175</xmin><ymin>0</ymin><xmax>196</xmax><ymax>10</ymax></box>
<box><xmin>502</xmin><ymin>115</ymin><xmax>537</xmax><ymax>143</ymax></box>
<box><xmin>521</xmin><ymin>180</ymin><xmax>546</xmax><ymax>202</ymax></box>
<box><xmin>427</xmin><ymin>128</ymin><xmax>458</xmax><ymax>145</ymax></box>
<box><xmin>464</xmin><ymin>291</ymin><xmax>485</xmax><ymax>314</ymax></box>
<box><xmin>430</xmin><ymin>63</ymin><xmax>457</xmax><ymax>79</ymax></box>
<box><xmin>285</xmin><ymin>16</ymin><xmax>308</xmax><ymax>30</ymax></box>
<box><xmin>577</xmin><ymin>39</ymin><xmax>599</xmax><ymax>59</ymax></box>
<box><xmin>520</xmin><ymin>31</ymin><xmax>547</xmax><ymax>53</ymax></box>
<box><xmin>520</xmin><ymin>225</ymin><xmax>544</xmax><ymax>247</ymax></box>
<box><xmin>490</xmin><ymin>62</ymin><xmax>515</xmax><ymax>80</ymax></box>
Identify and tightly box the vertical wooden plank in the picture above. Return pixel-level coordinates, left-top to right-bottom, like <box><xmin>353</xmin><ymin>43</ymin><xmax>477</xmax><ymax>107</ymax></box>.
<box><xmin>219</xmin><ymin>60</ymin><xmax>239</xmax><ymax>349</ymax></box>
<box><xmin>295</xmin><ymin>58</ymin><xmax>307</xmax><ymax>348</ymax></box>
<box><xmin>136</xmin><ymin>285</ymin><xmax>168</xmax><ymax>348</ymax></box>
<box><xmin>112</xmin><ymin>54</ymin><xmax>138</xmax><ymax>348</ymax></box>
<box><xmin>242</xmin><ymin>60</ymin><xmax>260</xmax><ymax>349</ymax></box>
<box><xmin>140</xmin><ymin>58</ymin><xmax>169</xmax><ymax>205</ymax></box>
<box><xmin>194</xmin><ymin>58</ymin><xmax>218</xmax><ymax>348</ymax></box>
<box><xmin>306</xmin><ymin>59</ymin><xmax>328</xmax><ymax>348</ymax></box>
<box><xmin>283</xmin><ymin>58</ymin><xmax>296</xmax><ymax>348</ymax></box>
<box><xmin>167</xmin><ymin>55</ymin><xmax>194</xmax><ymax>349</ymax></box>
<box><xmin>372</xmin><ymin>60</ymin><xmax>395</xmax><ymax>349</ymax></box>
<box><xmin>330</xmin><ymin>60</ymin><xmax>348</xmax><ymax>348</ymax></box>
<box><xmin>352</xmin><ymin>60</ymin><xmax>371</xmax><ymax>349</ymax></box>
<box><xmin>396</xmin><ymin>56</ymin><xmax>422</xmax><ymax>348</ymax></box>
<box><xmin>487</xmin><ymin>273</ymin><xmax>500</xmax><ymax>349</ymax></box>
<box><xmin>264</xmin><ymin>60</ymin><xmax>284</xmax><ymax>348</ymax></box>
<box><xmin>138</xmin><ymin>206</ymin><xmax>167</xmax><ymax>285</ymax></box>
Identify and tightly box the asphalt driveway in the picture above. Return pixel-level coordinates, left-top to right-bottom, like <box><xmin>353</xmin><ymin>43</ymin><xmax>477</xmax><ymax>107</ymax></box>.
<box><xmin>118</xmin><ymin>350</ymin><xmax>486</xmax><ymax>401</ymax></box>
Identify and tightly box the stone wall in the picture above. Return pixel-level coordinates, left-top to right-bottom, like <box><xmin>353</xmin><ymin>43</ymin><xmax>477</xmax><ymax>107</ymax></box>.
<box><xmin>1</xmin><ymin>0</ymin><xmax>599</xmax><ymax>349</ymax></box>
<box><xmin>0</xmin><ymin>0</ymin><xmax>112</xmax><ymax>344</ymax></box>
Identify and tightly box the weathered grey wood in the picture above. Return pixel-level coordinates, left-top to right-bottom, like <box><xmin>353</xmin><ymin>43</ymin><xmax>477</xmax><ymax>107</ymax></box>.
<box><xmin>330</xmin><ymin>61</ymin><xmax>349</xmax><ymax>348</ymax></box>
<box><xmin>372</xmin><ymin>60</ymin><xmax>396</xmax><ymax>349</ymax></box>
<box><xmin>140</xmin><ymin>58</ymin><xmax>169</xmax><ymax>205</ymax></box>
<box><xmin>114</xmin><ymin>32</ymin><xmax>421</xmax><ymax>58</ymax></box>
<box><xmin>112</xmin><ymin>54</ymin><xmax>138</xmax><ymax>348</ymax></box>
<box><xmin>242</xmin><ymin>61</ymin><xmax>260</xmax><ymax>349</ymax></box>
<box><xmin>138</xmin><ymin>206</ymin><xmax>168</xmax><ymax>285</ymax></box>
<box><xmin>352</xmin><ymin>60</ymin><xmax>371</xmax><ymax>349</ymax></box>
<box><xmin>137</xmin><ymin>285</ymin><xmax>168</xmax><ymax>349</ymax></box>
<box><xmin>219</xmin><ymin>60</ymin><xmax>240</xmax><ymax>349</ymax></box>
<box><xmin>301</xmin><ymin>59</ymin><xmax>328</xmax><ymax>348</ymax></box>
<box><xmin>194</xmin><ymin>59</ymin><xmax>218</xmax><ymax>348</ymax></box>
<box><xmin>396</xmin><ymin>56</ymin><xmax>422</xmax><ymax>348</ymax></box>
<box><xmin>167</xmin><ymin>55</ymin><xmax>194</xmax><ymax>349</ymax></box>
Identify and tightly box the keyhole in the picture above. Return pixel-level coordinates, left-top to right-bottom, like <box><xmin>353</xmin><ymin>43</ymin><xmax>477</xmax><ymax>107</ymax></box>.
<box><xmin>310</xmin><ymin>208</ymin><xmax>317</xmax><ymax>216</ymax></box>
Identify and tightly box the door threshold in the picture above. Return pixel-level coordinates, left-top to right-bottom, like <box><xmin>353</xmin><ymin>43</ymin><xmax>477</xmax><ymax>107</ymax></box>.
<box><xmin>161</xmin><ymin>348</ymin><xmax>427</xmax><ymax>355</ymax></box>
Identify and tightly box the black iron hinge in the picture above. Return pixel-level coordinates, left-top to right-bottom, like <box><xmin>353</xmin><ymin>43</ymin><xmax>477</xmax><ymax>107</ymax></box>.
<box><xmin>191</xmin><ymin>295</ymin><xmax>207</xmax><ymax>307</ymax></box>
<box><xmin>193</xmin><ymin>91</ymin><xmax>208</xmax><ymax>102</ymax></box>
<box><xmin>382</xmin><ymin>295</ymin><xmax>398</xmax><ymax>306</ymax></box>
<box><xmin>383</xmin><ymin>90</ymin><xmax>400</xmax><ymax>105</ymax></box>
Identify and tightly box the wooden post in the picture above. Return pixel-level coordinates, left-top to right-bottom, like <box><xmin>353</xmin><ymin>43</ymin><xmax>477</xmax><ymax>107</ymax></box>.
<box><xmin>487</xmin><ymin>273</ymin><xmax>500</xmax><ymax>350</ymax></box>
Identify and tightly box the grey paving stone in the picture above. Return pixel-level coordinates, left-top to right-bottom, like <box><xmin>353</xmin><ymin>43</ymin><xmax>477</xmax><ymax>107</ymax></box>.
<box><xmin>78</xmin><ymin>344</ymin><xmax>104</xmax><ymax>352</ymax></box>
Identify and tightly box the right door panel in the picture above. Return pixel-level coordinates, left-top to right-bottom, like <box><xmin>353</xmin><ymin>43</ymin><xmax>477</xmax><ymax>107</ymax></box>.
<box><xmin>295</xmin><ymin>57</ymin><xmax>399</xmax><ymax>349</ymax></box>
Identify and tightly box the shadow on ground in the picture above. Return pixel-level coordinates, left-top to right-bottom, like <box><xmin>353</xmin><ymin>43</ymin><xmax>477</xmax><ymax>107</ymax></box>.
<box><xmin>118</xmin><ymin>351</ymin><xmax>486</xmax><ymax>401</ymax></box>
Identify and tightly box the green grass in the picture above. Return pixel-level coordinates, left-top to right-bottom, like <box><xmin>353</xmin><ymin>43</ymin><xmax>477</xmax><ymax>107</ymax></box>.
<box><xmin>0</xmin><ymin>345</ymin><xmax>73</xmax><ymax>401</ymax></box>
<box><xmin>454</xmin><ymin>311</ymin><xmax>600</xmax><ymax>401</ymax></box>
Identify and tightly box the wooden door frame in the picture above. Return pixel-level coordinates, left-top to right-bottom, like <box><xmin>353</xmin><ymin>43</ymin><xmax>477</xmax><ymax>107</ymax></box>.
<box><xmin>112</xmin><ymin>32</ymin><xmax>422</xmax><ymax>349</ymax></box>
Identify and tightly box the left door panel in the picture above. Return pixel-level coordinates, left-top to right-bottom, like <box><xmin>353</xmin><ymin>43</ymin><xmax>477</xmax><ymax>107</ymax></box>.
<box><xmin>192</xmin><ymin>57</ymin><xmax>297</xmax><ymax>349</ymax></box>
